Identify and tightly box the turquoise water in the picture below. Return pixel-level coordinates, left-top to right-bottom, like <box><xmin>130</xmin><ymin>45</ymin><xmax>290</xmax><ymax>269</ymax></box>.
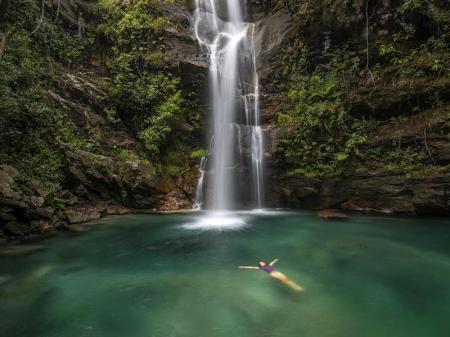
<box><xmin>0</xmin><ymin>211</ymin><xmax>449</xmax><ymax>337</ymax></box>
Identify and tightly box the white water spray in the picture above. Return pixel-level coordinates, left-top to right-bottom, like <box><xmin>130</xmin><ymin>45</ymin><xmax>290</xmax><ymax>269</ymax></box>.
<box><xmin>192</xmin><ymin>0</ymin><xmax>264</xmax><ymax>211</ymax></box>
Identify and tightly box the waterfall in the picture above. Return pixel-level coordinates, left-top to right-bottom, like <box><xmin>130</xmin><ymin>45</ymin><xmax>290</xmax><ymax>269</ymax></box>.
<box><xmin>193</xmin><ymin>0</ymin><xmax>264</xmax><ymax>211</ymax></box>
<box><xmin>193</xmin><ymin>156</ymin><xmax>207</xmax><ymax>210</ymax></box>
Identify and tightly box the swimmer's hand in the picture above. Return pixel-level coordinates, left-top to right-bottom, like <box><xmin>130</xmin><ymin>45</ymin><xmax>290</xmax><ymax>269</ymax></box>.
<box><xmin>239</xmin><ymin>266</ymin><xmax>259</xmax><ymax>270</ymax></box>
<box><xmin>269</xmin><ymin>258</ymin><xmax>279</xmax><ymax>266</ymax></box>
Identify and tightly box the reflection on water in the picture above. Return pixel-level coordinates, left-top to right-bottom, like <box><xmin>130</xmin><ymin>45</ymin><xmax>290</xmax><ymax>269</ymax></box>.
<box><xmin>0</xmin><ymin>212</ymin><xmax>449</xmax><ymax>337</ymax></box>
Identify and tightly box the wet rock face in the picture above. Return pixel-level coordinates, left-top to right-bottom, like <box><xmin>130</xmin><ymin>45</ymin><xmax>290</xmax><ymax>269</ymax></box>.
<box><xmin>253</xmin><ymin>9</ymin><xmax>295</xmax><ymax>79</ymax></box>
<box><xmin>64</xmin><ymin>148</ymin><xmax>161</xmax><ymax>208</ymax></box>
<box><xmin>0</xmin><ymin>163</ymin><xmax>138</xmax><ymax>241</ymax></box>
<box><xmin>0</xmin><ymin>164</ymin><xmax>55</xmax><ymax>239</ymax></box>
<box><xmin>64</xmin><ymin>147</ymin><xmax>195</xmax><ymax>211</ymax></box>
<box><xmin>161</xmin><ymin>2</ymin><xmax>208</xmax><ymax>71</ymax></box>
<box><xmin>273</xmin><ymin>171</ymin><xmax>450</xmax><ymax>216</ymax></box>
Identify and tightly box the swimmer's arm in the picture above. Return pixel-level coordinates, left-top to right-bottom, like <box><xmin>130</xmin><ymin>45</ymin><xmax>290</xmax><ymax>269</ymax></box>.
<box><xmin>269</xmin><ymin>259</ymin><xmax>279</xmax><ymax>266</ymax></box>
<box><xmin>239</xmin><ymin>266</ymin><xmax>259</xmax><ymax>270</ymax></box>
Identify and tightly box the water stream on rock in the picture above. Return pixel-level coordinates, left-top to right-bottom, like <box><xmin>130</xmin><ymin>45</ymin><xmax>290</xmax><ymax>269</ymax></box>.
<box><xmin>192</xmin><ymin>0</ymin><xmax>264</xmax><ymax>211</ymax></box>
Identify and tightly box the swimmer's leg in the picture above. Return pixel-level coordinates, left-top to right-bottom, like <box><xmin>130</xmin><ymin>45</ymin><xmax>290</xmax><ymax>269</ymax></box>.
<box><xmin>270</xmin><ymin>271</ymin><xmax>304</xmax><ymax>292</ymax></box>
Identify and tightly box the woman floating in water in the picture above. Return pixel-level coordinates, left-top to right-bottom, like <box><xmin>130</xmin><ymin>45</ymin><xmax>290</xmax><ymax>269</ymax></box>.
<box><xmin>239</xmin><ymin>259</ymin><xmax>303</xmax><ymax>291</ymax></box>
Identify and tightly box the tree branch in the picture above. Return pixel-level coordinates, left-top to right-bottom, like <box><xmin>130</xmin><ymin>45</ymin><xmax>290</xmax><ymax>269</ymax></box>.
<box><xmin>0</xmin><ymin>0</ymin><xmax>9</xmax><ymax>21</ymax></box>
<box><xmin>365</xmin><ymin>0</ymin><xmax>376</xmax><ymax>87</ymax></box>
<box><xmin>424</xmin><ymin>126</ymin><xmax>436</xmax><ymax>165</ymax></box>
<box><xmin>29</xmin><ymin>0</ymin><xmax>46</xmax><ymax>36</ymax></box>
<box><xmin>0</xmin><ymin>29</ymin><xmax>14</xmax><ymax>61</ymax></box>
<box><xmin>53</xmin><ymin>0</ymin><xmax>61</xmax><ymax>24</ymax></box>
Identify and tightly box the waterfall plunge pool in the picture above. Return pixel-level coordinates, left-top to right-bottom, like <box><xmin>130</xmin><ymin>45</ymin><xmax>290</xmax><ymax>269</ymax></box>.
<box><xmin>1</xmin><ymin>212</ymin><xmax>449</xmax><ymax>337</ymax></box>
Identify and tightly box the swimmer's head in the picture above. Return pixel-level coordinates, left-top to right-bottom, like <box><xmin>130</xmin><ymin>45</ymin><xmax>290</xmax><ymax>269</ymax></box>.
<box><xmin>258</xmin><ymin>261</ymin><xmax>266</xmax><ymax>267</ymax></box>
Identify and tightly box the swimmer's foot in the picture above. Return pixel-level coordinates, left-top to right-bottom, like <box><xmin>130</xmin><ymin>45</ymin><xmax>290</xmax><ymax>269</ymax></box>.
<box><xmin>286</xmin><ymin>280</ymin><xmax>304</xmax><ymax>292</ymax></box>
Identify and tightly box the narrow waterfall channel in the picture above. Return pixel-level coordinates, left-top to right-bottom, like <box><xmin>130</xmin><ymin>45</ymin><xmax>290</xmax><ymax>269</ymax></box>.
<box><xmin>193</xmin><ymin>0</ymin><xmax>264</xmax><ymax>211</ymax></box>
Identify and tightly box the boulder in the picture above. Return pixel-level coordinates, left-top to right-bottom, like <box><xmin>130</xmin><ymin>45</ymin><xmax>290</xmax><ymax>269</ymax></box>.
<box><xmin>32</xmin><ymin>207</ymin><xmax>55</xmax><ymax>220</ymax></box>
<box><xmin>65</xmin><ymin>206</ymin><xmax>103</xmax><ymax>224</ymax></box>
<box><xmin>62</xmin><ymin>73</ymin><xmax>106</xmax><ymax>105</ymax></box>
<box><xmin>30</xmin><ymin>196</ymin><xmax>45</xmax><ymax>208</ymax></box>
<box><xmin>157</xmin><ymin>190</ymin><xmax>192</xmax><ymax>211</ymax></box>
<box><xmin>58</xmin><ymin>190</ymin><xmax>79</xmax><ymax>206</ymax></box>
<box><xmin>30</xmin><ymin>220</ymin><xmax>52</xmax><ymax>233</ymax></box>
<box><xmin>0</xmin><ymin>207</ymin><xmax>17</xmax><ymax>222</ymax></box>
<box><xmin>105</xmin><ymin>204</ymin><xmax>131</xmax><ymax>215</ymax></box>
<box><xmin>0</xmin><ymin>198</ymin><xmax>28</xmax><ymax>212</ymax></box>
<box><xmin>0</xmin><ymin>165</ymin><xmax>22</xmax><ymax>200</ymax></box>
<box><xmin>64</xmin><ymin>148</ymin><xmax>165</xmax><ymax>208</ymax></box>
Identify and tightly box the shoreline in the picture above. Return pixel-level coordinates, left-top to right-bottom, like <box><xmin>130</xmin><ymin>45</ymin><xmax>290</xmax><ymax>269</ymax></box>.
<box><xmin>1</xmin><ymin>206</ymin><xmax>449</xmax><ymax>249</ymax></box>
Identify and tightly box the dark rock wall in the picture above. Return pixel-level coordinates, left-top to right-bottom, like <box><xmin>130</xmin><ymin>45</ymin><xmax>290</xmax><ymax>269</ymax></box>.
<box><xmin>253</xmin><ymin>1</ymin><xmax>450</xmax><ymax>215</ymax></box>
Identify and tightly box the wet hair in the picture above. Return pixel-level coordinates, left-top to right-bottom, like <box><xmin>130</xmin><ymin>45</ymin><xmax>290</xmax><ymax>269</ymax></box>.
<box><xmin>258</xmin><ymin>261</ymin><xmax>265</xmax><ymax>267</ymax></box>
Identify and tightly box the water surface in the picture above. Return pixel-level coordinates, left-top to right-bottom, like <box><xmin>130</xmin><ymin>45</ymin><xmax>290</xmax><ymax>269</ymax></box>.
<box><xmin>1</xmin><ymin>212</ymin><xmax>449</xmax><ymax>337</ymax></box>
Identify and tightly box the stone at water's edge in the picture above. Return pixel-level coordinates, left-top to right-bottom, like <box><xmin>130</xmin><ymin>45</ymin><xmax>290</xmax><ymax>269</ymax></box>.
<box><xmin>318</xmin><ymin>210</ymin><xmax>348</xmax><ymax>220</ymax></box>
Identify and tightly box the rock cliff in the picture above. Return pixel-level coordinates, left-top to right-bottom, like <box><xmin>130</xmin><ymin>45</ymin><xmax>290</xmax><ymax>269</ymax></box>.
<box><xmin>1</xmin><ymin>0</ymin><xmax>449</xmax><ymax>242</ymax></box>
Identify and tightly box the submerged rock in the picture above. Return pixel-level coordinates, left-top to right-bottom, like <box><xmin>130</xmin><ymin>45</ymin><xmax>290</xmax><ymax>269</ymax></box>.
<box><xmin>0</xmin><ymin>244</ymin><xmax>44</xmax><ymax>256</ymax></box>
<box><xmin>27</xmin><ymin>265</ymin><xmax>54</xmax><ymax>281</ymax></box>
<box><xmin>64</xmin><ymin>224</ymin><xmax>91</xmax><ymax>233</ymax></box>
<box><xmin>0</xmin><ymin>275</ymin><xmax>10</xmax><ymax>285</ymax></box>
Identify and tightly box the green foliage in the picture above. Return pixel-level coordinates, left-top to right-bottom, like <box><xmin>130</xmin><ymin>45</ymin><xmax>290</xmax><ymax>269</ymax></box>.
<box><xmin>0</xmin><ymin>26</ymin><xmax>61</xmax><ymax>191</ymax></box>
<box><xmin>0</xmin><ymin>0</ymin><xmax>190</xmax><ymax>198</ymax></box>
<box><xmin>336</xmin><ymin>152</ymin><xmax>349</xmax><ymax>161</ymax></box>
<box><xmin>50</xmin><ymin>196</ymin><xmax>67</xmax><ymax>210</ymax></box>
<box><xmin>116</xmin><ymin>0</ymin><xmax>167</xmax><ymax>49</ymax></box>
<box><xmin>108</xmin><ymin>55</ymin><xmax>180</xmax><ymax>115</ymax></box>
<box><xmin>37</xmin><ymin>25</ymin><xmax>85</xmax><ymax>65</ymax></box>
<box><xmin>0</xmin><ymin>0</ymin><xmax>101</xmax><ymax>192</ymax></box>
<box><xmin>278</xmin><ymin>45</ymin><xmax>370</xmax><ymax>177</ymax></box>
<box><xmin>0</xmin><ymin>0</ymin><xmax>38</xmax><ymax>30</ymax></box>
<box><xmin>276</xmin><ymin>0</ymin><xmax>448</xmax><ymax>180</ymax></box>
<box><xmin>378</xmin><ymin>43</ymin><xmax>396</xmax><ymax>57</ymax></box>
<box><xmin>400</xmin><ymin>0</ymin><xmax>424</xmax><ymax>14</ymax></box>
<box><xmin>114</xmin><ymin>148</ymin><xmax>142</xmax><ymax>161</ymax></box>
<box><xmin>165</xmin><ymin>164</ymin><xmax>183</xmax><ymax>174</ymax></box>
<box><xmin>381</xmin><ymin>147</ymin><xmax>427</xmax><ymax>175</ymax></box>
<box><xmin>137</xmin><ymin>92</ymin><xmax>183</xmax><ymax>155</ymax></box>
<box><xmin>105</xmin><ymin>107</ymin><xmax>121</xmax><ymax>124</ymax></box>
<box><xmin>103</xmin><ymin>0</ymin><xmax>184</xmax><ymax>158</ymax></box>
<box><xmin>191</xmin><ymin>149</ymin><xmax>207</xmax><ymax>159</ymax></box>
<box><xmin>390</xmin><ymin>30</ymin><xmax>449</xmax><ymax>85</ymax></box>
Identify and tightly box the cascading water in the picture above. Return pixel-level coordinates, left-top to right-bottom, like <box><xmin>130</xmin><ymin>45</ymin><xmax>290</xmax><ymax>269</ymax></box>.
<box><xmin>192</xmin><ymin>0</ymin><xmax>264</xmax><ymax>211</ymax></box>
